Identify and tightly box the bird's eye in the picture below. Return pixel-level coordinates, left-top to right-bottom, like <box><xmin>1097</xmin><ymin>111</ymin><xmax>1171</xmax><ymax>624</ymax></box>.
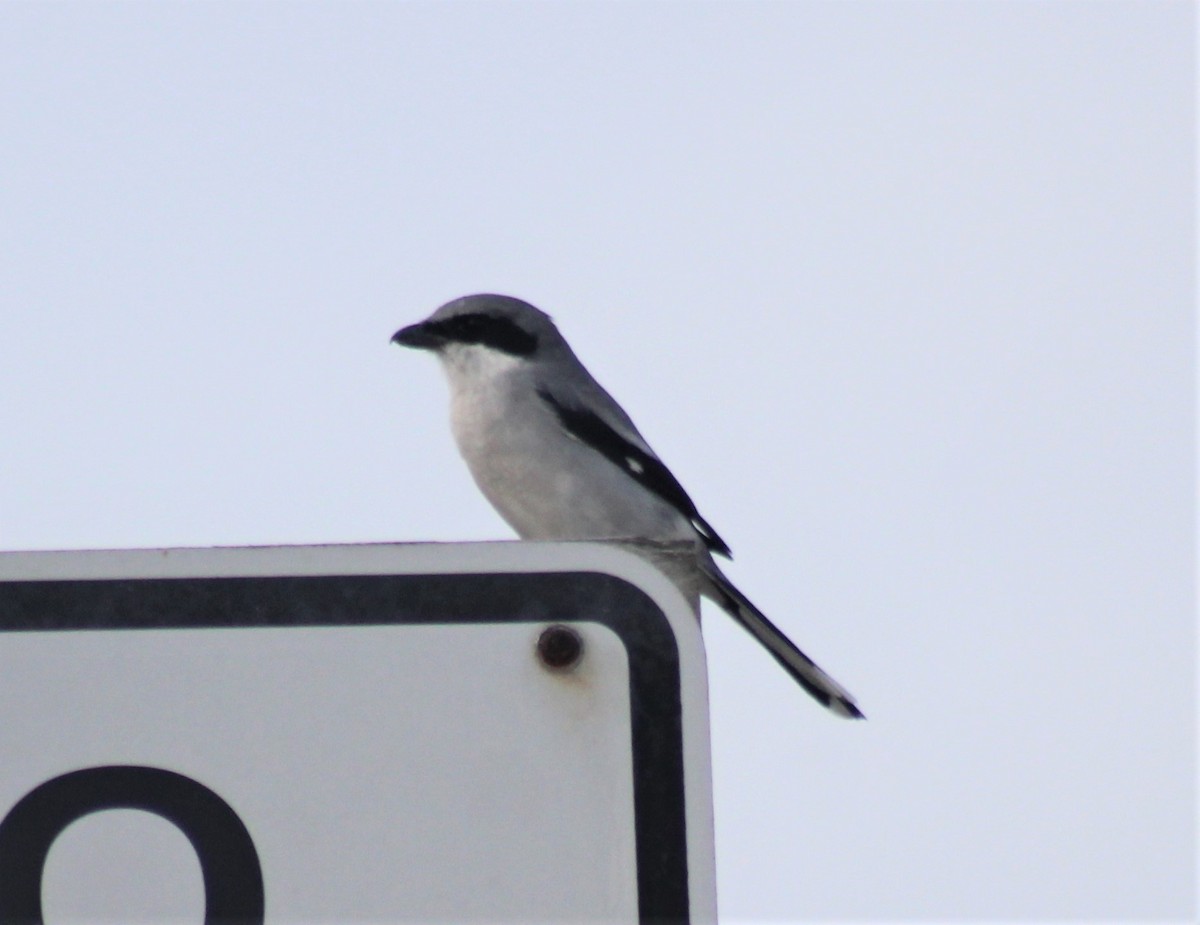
<box><xmin>448</xmin><ymin>314</ymin><xmax>486</xmax><ymax>337</ymax></box>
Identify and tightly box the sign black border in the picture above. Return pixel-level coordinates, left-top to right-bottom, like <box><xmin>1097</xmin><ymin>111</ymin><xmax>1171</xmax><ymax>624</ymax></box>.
<box><xmin>0</xmin><ymin>570</ymin><xmax>690</xmax><ymax>925</ymax></box>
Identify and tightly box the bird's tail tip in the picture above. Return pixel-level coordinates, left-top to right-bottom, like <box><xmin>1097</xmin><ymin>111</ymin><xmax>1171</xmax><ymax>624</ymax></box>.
<box><xmin>831</xmin><ymin>696</ymin><xmax>866</xmax><ymax>720</ymax></box>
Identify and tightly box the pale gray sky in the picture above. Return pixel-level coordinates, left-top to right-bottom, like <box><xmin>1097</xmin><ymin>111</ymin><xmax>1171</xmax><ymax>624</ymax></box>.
<box><xmin>1</xmin><ymin>1</ymin><xmax>1194</xmax><ymax>920</ymax></box>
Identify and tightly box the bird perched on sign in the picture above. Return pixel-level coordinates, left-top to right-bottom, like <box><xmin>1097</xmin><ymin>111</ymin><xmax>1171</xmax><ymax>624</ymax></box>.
<box><xmin>392</xmin><ymin>294</ymin><xmax>863</xmax><ymax>719</ymax></box>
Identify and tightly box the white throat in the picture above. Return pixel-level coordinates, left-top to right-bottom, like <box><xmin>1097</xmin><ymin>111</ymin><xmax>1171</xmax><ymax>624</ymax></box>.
<box><xmin>436</xmin><ymin>342</ymin><xmax>526</xmax><ymax>392</ymax></box>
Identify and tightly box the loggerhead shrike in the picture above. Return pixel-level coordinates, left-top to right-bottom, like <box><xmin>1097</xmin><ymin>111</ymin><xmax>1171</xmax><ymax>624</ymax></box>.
<box><xmin>392</xmin><ymin>294</ymin><xmax>863</xmax><ymax>718</ymax></box>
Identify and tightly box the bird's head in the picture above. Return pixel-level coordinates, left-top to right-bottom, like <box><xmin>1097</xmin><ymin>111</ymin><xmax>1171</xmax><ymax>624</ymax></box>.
<box><xmin>391</xmin><ymin>294</ymin><xmax>560</xmax><ymax>359</ymax></box>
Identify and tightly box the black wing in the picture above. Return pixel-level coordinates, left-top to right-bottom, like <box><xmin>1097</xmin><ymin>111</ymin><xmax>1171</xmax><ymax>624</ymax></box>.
<box><xmin>537</xmin><ymin>387</ymin><xmax>732</xmax><ymax>558</ymax></box>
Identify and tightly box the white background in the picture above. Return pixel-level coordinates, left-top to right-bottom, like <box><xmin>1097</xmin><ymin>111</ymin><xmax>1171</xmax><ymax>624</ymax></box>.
<box><xmin>1</xmin><ymin>2</ymin><xmax>1193</xmax><ymax>921</ymax></box>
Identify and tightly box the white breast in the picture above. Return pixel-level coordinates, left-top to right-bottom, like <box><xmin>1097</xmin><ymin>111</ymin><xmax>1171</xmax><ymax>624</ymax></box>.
<box><xmin>437</xmin><ymin>344</ymin><xmax>699</xmax><ymax>549</ymax></box>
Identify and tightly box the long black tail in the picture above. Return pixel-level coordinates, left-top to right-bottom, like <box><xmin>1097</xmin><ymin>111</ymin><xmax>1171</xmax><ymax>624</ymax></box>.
<box><xmin>705</xmin><ymin>566</ymin><xmax>864</xmax><ymax>719</ymax></box>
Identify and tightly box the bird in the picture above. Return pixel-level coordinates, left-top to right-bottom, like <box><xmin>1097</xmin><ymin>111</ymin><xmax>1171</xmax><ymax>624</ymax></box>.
<box><xmin>392</xmin><ymin>294</ymin><xmax>863</xmax><ymax>719</ymax></box>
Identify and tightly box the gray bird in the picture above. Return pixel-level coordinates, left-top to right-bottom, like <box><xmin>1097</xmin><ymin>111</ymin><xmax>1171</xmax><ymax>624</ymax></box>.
<box><xmin>392</xmin><ymin>294</ymin><xmax>863</xmax><ymax>718</ymax></box>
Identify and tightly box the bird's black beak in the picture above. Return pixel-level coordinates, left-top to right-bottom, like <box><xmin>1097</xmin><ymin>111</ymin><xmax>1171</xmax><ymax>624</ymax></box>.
<box><xmin>391</xmin><ymin>322</ymin><xmax>443</xmax><ymax>350</ymax></box>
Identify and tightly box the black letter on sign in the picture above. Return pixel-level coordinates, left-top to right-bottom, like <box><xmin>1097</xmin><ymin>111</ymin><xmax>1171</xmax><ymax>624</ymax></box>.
<box><xmin>0</xmin><ymin>765</ymin><xmax>263</xmax><ymax>925</ymax></box>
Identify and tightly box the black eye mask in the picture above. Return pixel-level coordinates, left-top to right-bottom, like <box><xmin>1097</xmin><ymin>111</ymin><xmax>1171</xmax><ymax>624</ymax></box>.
<box><xmin>427</xmin><ymin>313</ymin><xmax>539</xmax><ymax>356</ymax></box>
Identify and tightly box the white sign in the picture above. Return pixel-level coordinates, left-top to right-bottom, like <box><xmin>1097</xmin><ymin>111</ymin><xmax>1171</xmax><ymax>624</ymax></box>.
<box><xmin>0</xmin><ymin>542</ymin><xmax>716</xmax><ymax>924</ymax></box>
